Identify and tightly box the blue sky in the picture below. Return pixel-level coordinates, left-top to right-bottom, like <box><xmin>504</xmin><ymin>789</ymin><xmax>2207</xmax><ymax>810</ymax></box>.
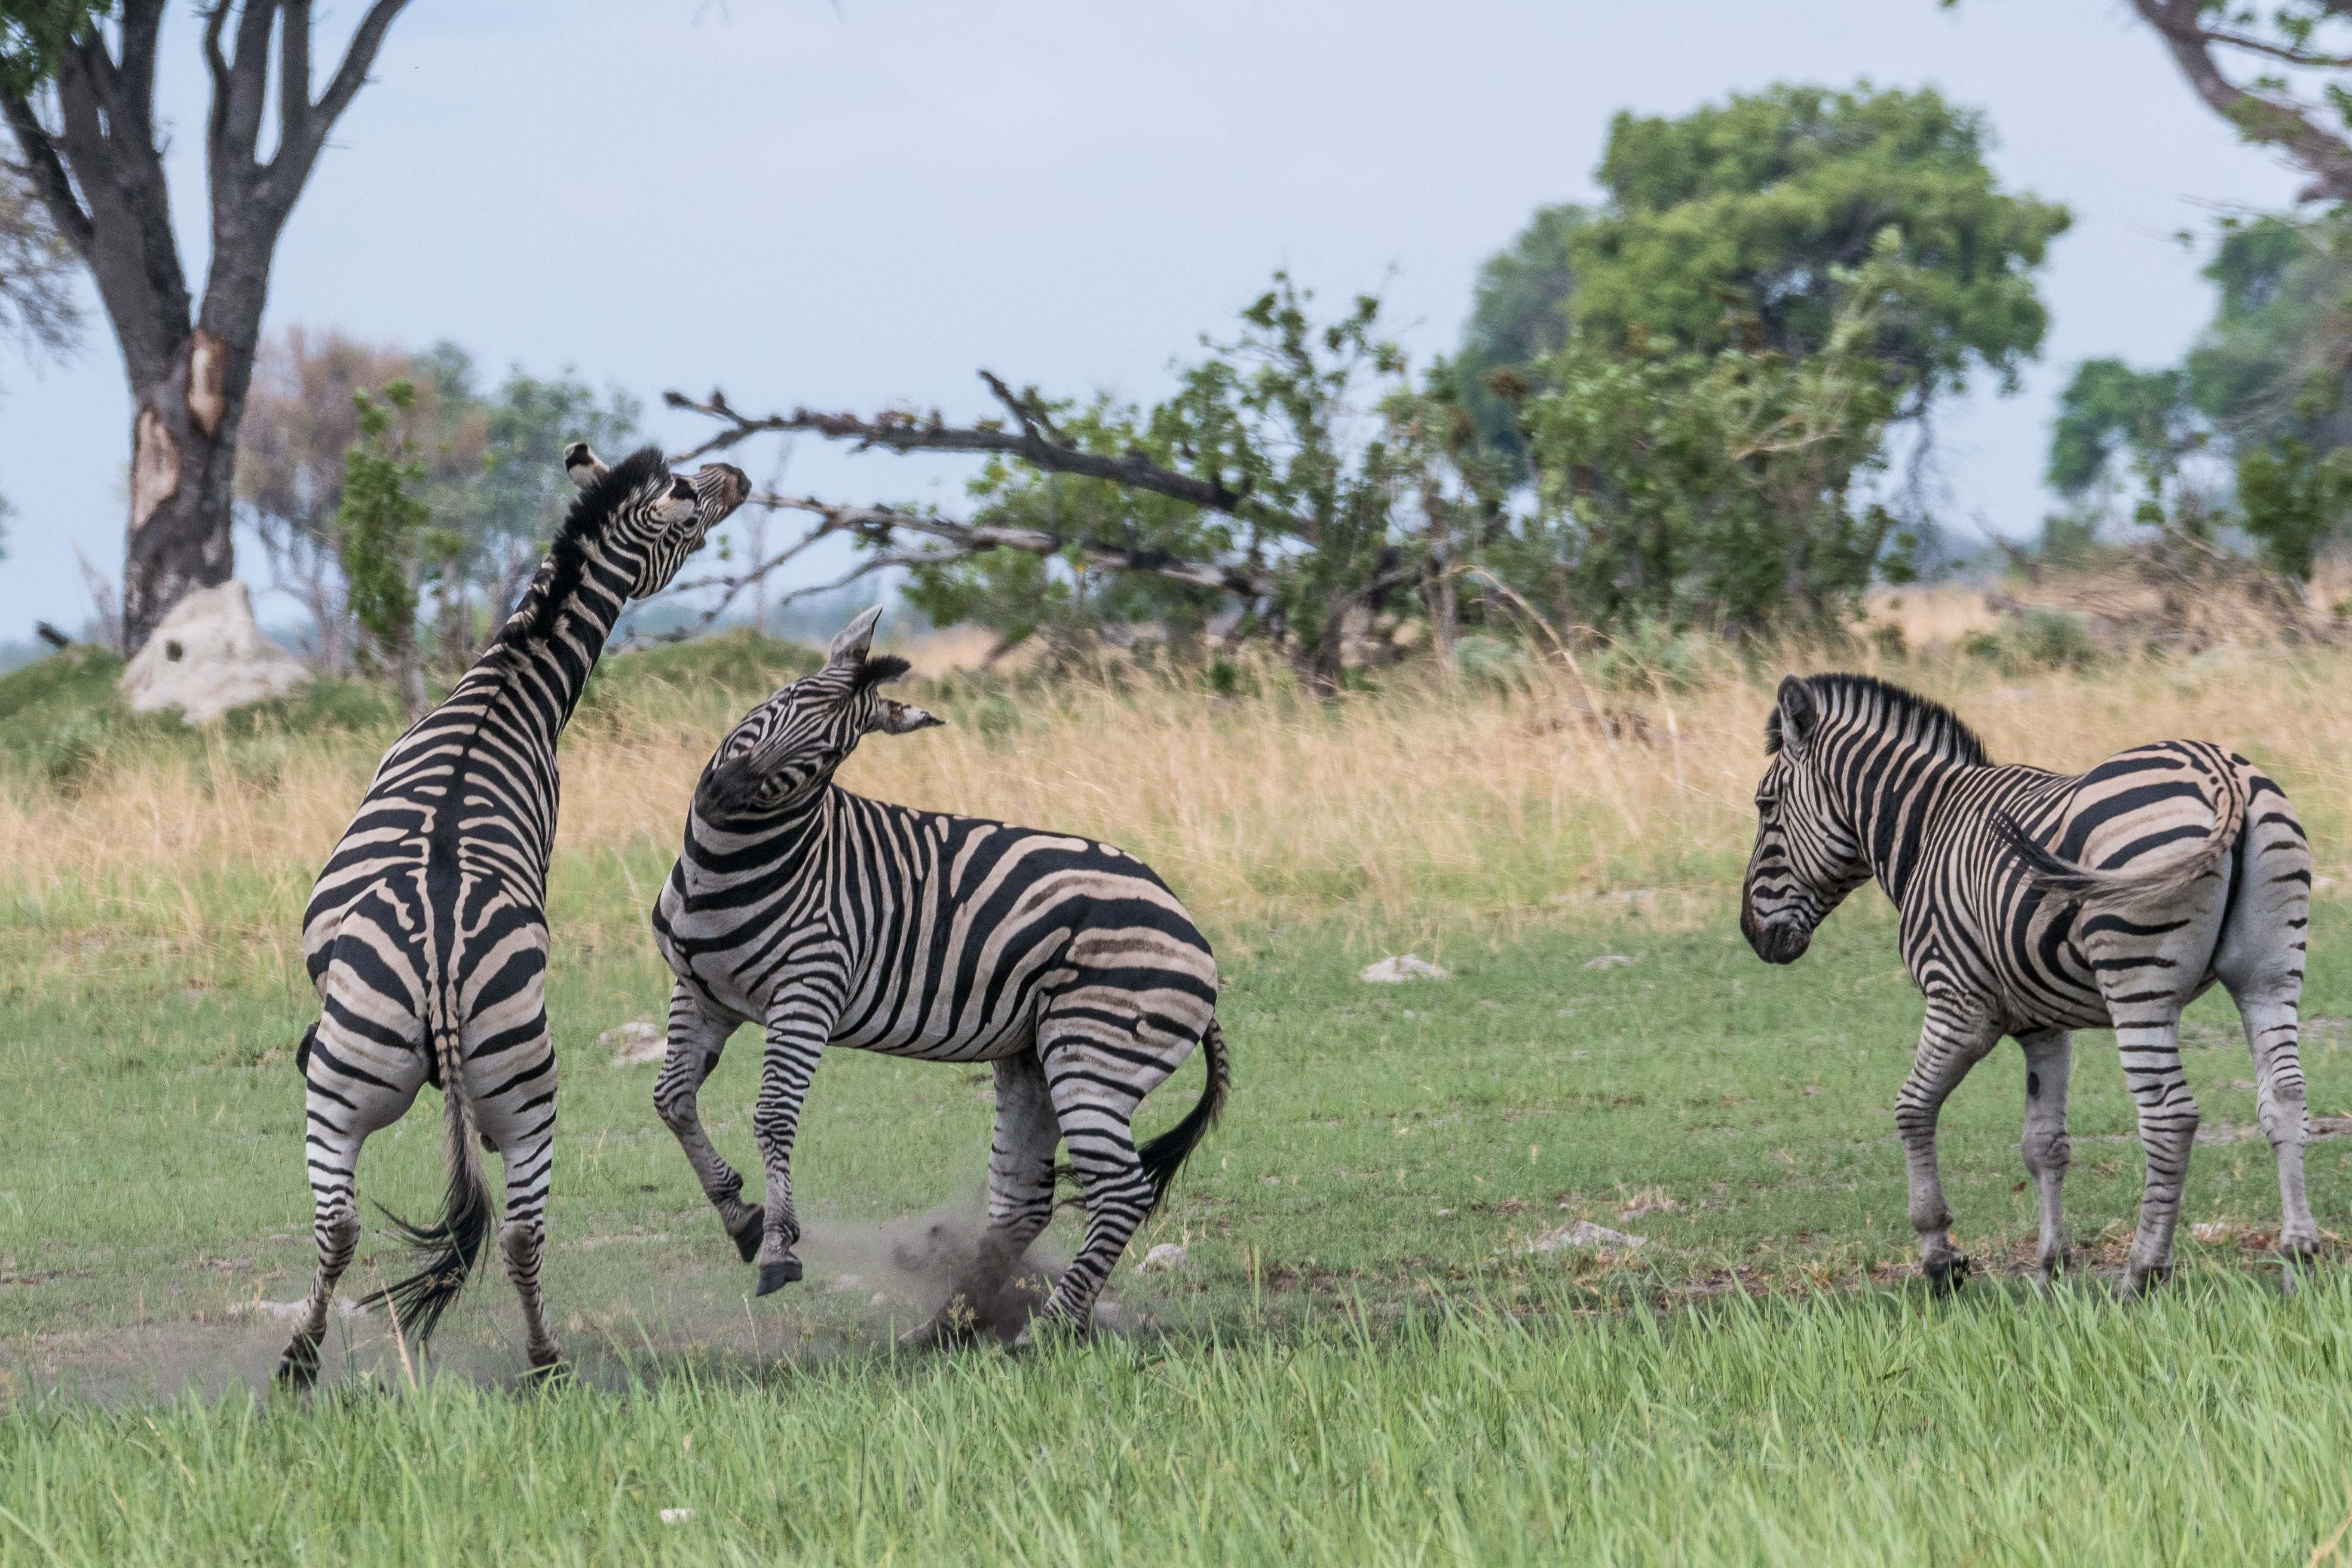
<box><xmin>0</xmin><ymin>0</ymin><xmax>2308</xmax><ymax>643</ymax></box>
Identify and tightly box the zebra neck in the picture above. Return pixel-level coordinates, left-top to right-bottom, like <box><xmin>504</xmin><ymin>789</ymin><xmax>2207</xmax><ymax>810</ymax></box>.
<box><xmin>1839</xmin><ymin>745</ymin><xmax>1970</xmax><ymax>907</ymax></box>
<box><xmin>476</xmin><ymin>555</ymin><xmax>637</xmax><ymax>744</ymax></box>
<box><xmin>690</xmin><ymin>786</ymin><xmax>834</xmax><ymax>869</ymax></box>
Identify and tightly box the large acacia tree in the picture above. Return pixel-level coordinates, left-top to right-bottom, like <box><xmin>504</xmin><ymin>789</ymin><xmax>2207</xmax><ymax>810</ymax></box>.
<box><xmin>1457</xmin><ymin>83</ymin><xmax>2069</xmax><ymax>463</ymax></box>
<box><xmin>0</xmin><ymin>1</ymin><xmax>406</xmax><ymax>651</ymax></box>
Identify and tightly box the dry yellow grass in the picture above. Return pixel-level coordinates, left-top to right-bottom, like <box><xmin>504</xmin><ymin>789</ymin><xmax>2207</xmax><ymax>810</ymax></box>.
<box><xmin>6</xmin><ymin>638</ymin><xmax>2350</xmax><ymax>985</ymax></box>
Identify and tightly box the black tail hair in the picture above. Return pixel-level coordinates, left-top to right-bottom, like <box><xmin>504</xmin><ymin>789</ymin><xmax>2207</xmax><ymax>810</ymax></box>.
<box><xmin>357</xmin><ymin>994</ymin><xmax>492</xmax><ymax>1346</ymax></box>
<box><xmin>1055</xmin><ymin>1015</ymin><xmax>1232</xmax><ymax>1213</ymax></box>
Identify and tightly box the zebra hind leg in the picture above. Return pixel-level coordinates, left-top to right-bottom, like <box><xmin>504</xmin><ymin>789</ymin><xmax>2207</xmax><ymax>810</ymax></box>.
<box><xmin>2016</xmin><ymin>1028</ymin><xmax>2074</xmax><ymax>1285</ymax></box>
<box><xmin>2112</xmin><ymin>1007</ymin><xmax>2198</xmax><ymax>1296</ymax></box>
<box><xmin>2212</xmin><ymin>780</ymin><xmax>2319</xmax><ymax>1285</ymax></box>
<box><xmin>494</xmin><ymin>1130</ymin><xmax>561</xmax><ymax>1372</ymax></box>
<box><xmin>899</xmin><ymin>1049</ymin><xmax>1062</xmax><ymax>1350</ymax></box>
<box><xmin>651</xmin><ymin>985</ymin><xmax>762</xmax><ymax>1260</ymax></box>
<box><xmin>277</xmin><ymin>1009</ymin><xmax>428</xmax><ymax>1386</ymax></box>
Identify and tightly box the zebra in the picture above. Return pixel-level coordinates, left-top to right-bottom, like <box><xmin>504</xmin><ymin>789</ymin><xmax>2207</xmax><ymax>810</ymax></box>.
<box><xmin>648</xmin><ymin>606</ymin><xmax>1230</xmax><ymax>1343</ymax></box>
<box><xmin>277</xmin><ymin>444</ymin><xmax>748</xmax><ymax>1384</ymax></box>
<box><xmin>1740</xmin><ymin>673</ymin><xmax>2314</xmax><ymax>1294</ymax></box>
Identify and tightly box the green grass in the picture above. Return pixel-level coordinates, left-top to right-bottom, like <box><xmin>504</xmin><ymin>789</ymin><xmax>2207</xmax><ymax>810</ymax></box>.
<box><xmin>7</xmin><ymin>1275</ymin><xmax>2352</xmax><ymax>1565</ymax></box>
<box><xmin>13</xmin><ymin>642</ymin><xmax>2352</xmax><ymax>1561</ymax></box>
<box><xmin>8</xmin><ymin>904</ymin><xmax>2352</xmax><ymax>1561</ymax></box>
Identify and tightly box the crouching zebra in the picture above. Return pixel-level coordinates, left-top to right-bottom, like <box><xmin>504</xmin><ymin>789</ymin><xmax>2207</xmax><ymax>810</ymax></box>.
<box><xmin>648</xmin><ymin>607</ymin><xmax>1230</xmax><ymax>1342</ymax></box>
<box><xmin>279</xmin><ymin>446</ymin><xmax>747</xmax><ymax>1383</ymax></box>
<box><xmin>1741</xmin><ymin>673</ymin><xmax>2314</xmax><ymax>1294</ymax></box>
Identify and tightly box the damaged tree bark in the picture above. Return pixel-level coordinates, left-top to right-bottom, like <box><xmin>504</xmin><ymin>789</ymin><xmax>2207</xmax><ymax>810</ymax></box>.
<box><xmin>1</xmin><ymin>1</ymin><xmax>408</xmax><ymax>651</ymax></box>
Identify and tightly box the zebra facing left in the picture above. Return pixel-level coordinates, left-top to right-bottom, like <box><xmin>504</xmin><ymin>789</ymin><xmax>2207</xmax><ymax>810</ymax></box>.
<box><xmin>279</xmin><ymin>444</ymin><xmax>748</xmax><ymax>1383</ymax></box>
<box><xmin>1741</xmin><ymin>673</ymin><xmax>2314</xmax><ymax>1295</ymax></box>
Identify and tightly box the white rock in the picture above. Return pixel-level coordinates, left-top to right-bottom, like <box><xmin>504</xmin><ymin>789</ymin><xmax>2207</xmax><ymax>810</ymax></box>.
<box><xmin>1526</xmin><ymin>1220</ymin><xmax>1644</xmax><ymax>1254</ymax></box>
<box><xmin>831</xmin><ymin>1274</ymin><xmax>864</xmax><ymax>1292</ymax></box>
<box><xmin>119</xmin><ymin>581</ymin><xmax>311</xmax><ymax>724</ymax></box>
<box><xmin>600</xmin><ymin>1018</ymin><xmax>664</xmax><ymax>1066</ymax></box>
<box><xmin>229</xmin><ymin>1298</ymin><xmax>366</xmax><ymax>1319</ymax></box>
<box><xmin>1136</xmin><ymin>1243</ymin><xmax>1187</xmax><ymax>1273</ymax></box>
<box><xmin>1359</xmin><ymin>954</ymin><xmax>1450</xmax><ymax>984</ymax></box>
<box><xmin>1584</xmin><ymin>954</ymin><xmax>1636</xmax><ymax>970</ymax></box>
<box><xmin>659</xmin><ymin>1508</ymin><xmax>694</xmax><ymax>1525</ymax></box>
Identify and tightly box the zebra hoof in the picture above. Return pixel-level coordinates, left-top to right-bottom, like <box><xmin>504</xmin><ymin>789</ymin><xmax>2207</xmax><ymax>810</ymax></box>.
<box><xmin>1923</xmin><ymin>1254</ymin><xmax>1971</xmax><ymax>1295</ymax></box>
<box><xmin>729</xmin><ymin>1207</ymin><xmax>766</xmax><ymax>1263</ymax></box>
<box><xmin>755</xmin><ymin>1257</ymin><xmax>803</xmax><ymax>1296</ymax></box>
<box><xmin>524</xmin><ymin>1343</ymin><xmax>566</xmax><ymax>1378</ymax></box>
<box><xmin>275</xmin><ymin>1337</ymin><xmax>321</xmax><ymax>1389</ymax></box>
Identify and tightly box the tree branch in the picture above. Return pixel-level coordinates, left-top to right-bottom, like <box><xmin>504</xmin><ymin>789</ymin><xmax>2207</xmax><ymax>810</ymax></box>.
<box><xmin>663</xmin><ymin>376</ymin><xmax>1300</xmax><ymax>532</ymax></box>
<box><xmin>0</xmin><ymin>90</ymin><xmax>92</xmax><ymax>253</ymax></box>
<box><xmin>754</xmin><ymin>492</ymin><xmax>1270</xmax><ymax>599</ymax></box>
<box><xmin>216</xmin><ymin>0</ymin><xmax>277</xmax><ymax>173</ymax></box>
<box><xmin>288</xmin><ymin>0</ymin><xmax>406</xmax><ymax>161</ymax></box>
<box><xmin>2131</xmin><ymin>0</ymin><xmax>2352</xmax><ymax>203</ymax></box>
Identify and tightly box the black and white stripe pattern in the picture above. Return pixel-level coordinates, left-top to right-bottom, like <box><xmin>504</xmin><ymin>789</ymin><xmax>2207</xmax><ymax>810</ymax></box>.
<box><xmin>650</xmin><ymin>607</ymin><xmax>1229</xmax><ymax>1342</ymax></box>
<box><xmin>1741</xmin><ymin>673</ymin><xmax>2314</xmax><ymax>1292</ymax></box>
<box><xmin>277</xmin><ymin>445</ymin><xmax>747</xmax><ymax>1382</ymax></box>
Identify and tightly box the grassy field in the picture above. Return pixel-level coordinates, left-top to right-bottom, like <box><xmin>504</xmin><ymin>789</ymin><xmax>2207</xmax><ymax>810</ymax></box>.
<box><xmin>7</xmin><ymin>624</ymin><xmax>2352</xmax><ymax>1563</ymax></box>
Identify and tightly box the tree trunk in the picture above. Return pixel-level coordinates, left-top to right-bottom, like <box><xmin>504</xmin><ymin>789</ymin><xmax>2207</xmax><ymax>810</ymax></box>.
<box><xmin>2</xmin><ymin>1</ymin><xmax>409</xmax><ymax>654</ymax></box>
<box><xmin>122</xmin><ymin>329</ymin><xmax>250</xmax><ymax>650</ymax></box>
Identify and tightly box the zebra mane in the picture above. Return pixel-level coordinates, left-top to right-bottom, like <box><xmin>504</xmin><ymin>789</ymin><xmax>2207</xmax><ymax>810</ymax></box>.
<box><xmin>1765</xmin><ymin>673</ymin><xmax>1991</xmax><ymax>767</ymax></box>
<box><xmin>496</xmin><ymin>443</ymin><xmax>670</xmax><ymax>650</ymax></box>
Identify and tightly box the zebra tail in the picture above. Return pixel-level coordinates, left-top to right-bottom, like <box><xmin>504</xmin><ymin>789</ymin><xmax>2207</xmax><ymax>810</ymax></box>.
<box><xmin>1136</xmin><ymin>1016</ymin><xmax>1232</xmax><ymax>1212</ymax></box>
<box><xmin>1994</xmin><ymin>763</ymin><xmax>2247</xmax><ymax>910</ymax></box>
<box><xmin>359</xmin><ymin>990</ymin><xmax>492</xmax><ymax>1347</ymax></box>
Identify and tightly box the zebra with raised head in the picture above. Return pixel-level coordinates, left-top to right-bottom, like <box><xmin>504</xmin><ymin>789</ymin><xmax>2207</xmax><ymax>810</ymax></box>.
<box><xmin>1740</xmin><ymin>673</ymin><xmax>2314</xmax><ymax>1294</ymax></box>
<box><xmin>278</xmin><ymin>445</ymin><xmax>748</xmax><ymax>1383</ymax></box>
<box><xmin>648</xmin><ymin>607</ymin><xmax>1230</xmax><ymax>1343</ymax></box>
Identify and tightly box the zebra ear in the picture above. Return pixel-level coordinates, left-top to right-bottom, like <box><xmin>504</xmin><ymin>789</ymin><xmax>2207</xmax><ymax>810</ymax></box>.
<box><xmin>872</xmin><ymin>699</ymin><xmax>944</xmax><ymax>736</ymax></box>
<box><xmin>828</xmin><ymin>605</ymin><xmax>885</xmax><ymax>665</ymax></box>
<box><xmin>1775</xmin><ymin>675</ymin><xmax>1820</xmax><ymax>756</ymax></box>
<box><xmin>564</xmin><ymin>442</ymin><xmax>608</xmax><ymax>491</ymax></box>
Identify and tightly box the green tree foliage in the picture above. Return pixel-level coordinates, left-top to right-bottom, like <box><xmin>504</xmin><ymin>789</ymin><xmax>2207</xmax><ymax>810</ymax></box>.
<box><xmin>238</xmin><ymin>327</ymin><xmax>637</xmax><ymax>672</ymax></box>
<box><xmin>1497</xmin><ymin>234</ymin><xmax>1917</xmax><ymax>633</ymax></box>
<box><xmin>0</xmin><ymin>1</ymin><xmax>106</xmax><ymax>97</ymax></box>
<box><xmin>2045</xmin><ymin>214</ymin><xmax>2352</xmax><ymax>575</ymax></box>
<box><xmin>898</xmin><ymin>276</ymin><xmax>1414</xmax><ymax>686</ymax></box>
<box><xmin>1459</xmin><ymin>82</ymin><xmax>2069</xmax><ymax>458</ymax></box>
<box><xmin>336</xmin><ymin>380</ymin><xmax>430</xmax><ymax>715</ymax></box>
<box><xmin>709</xmin><ymin>256</ymin><xmax>1915</xmax><ymax>678</ymax></box>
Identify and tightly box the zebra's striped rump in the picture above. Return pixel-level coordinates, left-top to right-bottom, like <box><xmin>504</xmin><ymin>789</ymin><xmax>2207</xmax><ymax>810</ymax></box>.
<box><xmin>650</xmin><ymin>607</ymin><xmax>1230</xmax><ymax>1343</ymax></box>
<box><xmin>276</xmin><ymin>448</ymin><xmax>747</xmax><ymax>1383</ymax></box>
<box><xmin>1741</xmin><ymin>673</ymin><xmax>2315</xmax><ymax>1293</ymax></box>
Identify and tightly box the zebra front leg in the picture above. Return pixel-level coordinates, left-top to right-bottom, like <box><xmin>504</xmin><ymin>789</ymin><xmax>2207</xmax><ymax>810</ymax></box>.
<box><xmin>277</xmin><ymin>1010</ymin><xmax>426</xmax><ymax>1386</ymax></box>
<box><xmin>1893</xmin><ymin>1003</ymin><xmax>2002</xmax><ymax>1293</ymax></box>
<box><xmin>651</xmin><ymin>984</ymin><xmax>762</xmax><ymax>1260</ymax></box>
<box><xmin>2114</xmin><ymin>1008</ymin><xmax>2198</xmax><ymax>1295</ymax></box>
<box><xmin>749</xmin><ymin>981</ymin><xmax>843</xmax><ymax>1297</ymax></box>
<box><xmin>2017</xmin><ymin>1028</ymin><xmax>2074</xmax><ymax>1284</ymax></box>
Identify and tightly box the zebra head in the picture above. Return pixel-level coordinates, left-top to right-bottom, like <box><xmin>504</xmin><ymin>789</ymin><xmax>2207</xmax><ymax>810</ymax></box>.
<box><xmin>1740</xmin><ymin>675</ymin><xmax>1871</xmax><ymax>965</ymax></box>
<box><xmin>695</xmin><ymin>605</ymin><xmax>945</xmax><ymax>820</ymax></box>
<box><xmin>564</xmin><ymin>442</ymin><xmax>751</xmax><ymax>599</ymax></box>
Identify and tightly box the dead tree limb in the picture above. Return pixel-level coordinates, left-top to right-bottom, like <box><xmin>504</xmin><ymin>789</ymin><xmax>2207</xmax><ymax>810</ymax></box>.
<box><xmin>664</xmin><ymin>375</ymin><xmax>1312</xmax><ymax>535</ymax></box>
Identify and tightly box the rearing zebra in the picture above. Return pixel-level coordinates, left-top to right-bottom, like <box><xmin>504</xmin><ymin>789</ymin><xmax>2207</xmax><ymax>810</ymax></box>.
<box><xmin>1741</xmin><ymin>673</ymin><xmax>2314</xmax><ymax>1293</ymax></box>
<box><xmin>649</xmin><ymin>607</ymin><xmax>1229</xmax><ymax>1342</ymax></box>
<box><xmin>279</xmin><ymin>445</ymin><xmax>747</xmax><ymax>1383</ymax></box>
